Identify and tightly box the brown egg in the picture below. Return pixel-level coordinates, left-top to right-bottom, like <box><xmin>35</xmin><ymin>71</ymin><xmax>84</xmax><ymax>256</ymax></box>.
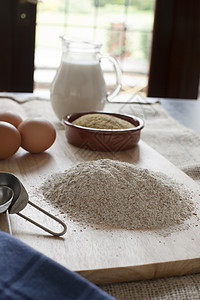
<box><xmin>0</xmin><ymin>112</ymin><xmax>23</xmax><ymax>128</ymax></box>
<box><xmin>0</xmin><ymin>121</ymin><xmax>21</xmax><ymax>159</ymax></box>
<box><xmin>18</xmin><ymin>118</ymin><xmax>56</xmax><ymax>153</ymax></box>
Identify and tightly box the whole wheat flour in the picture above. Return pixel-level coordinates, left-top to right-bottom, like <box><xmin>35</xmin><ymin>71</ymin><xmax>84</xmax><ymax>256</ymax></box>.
<box><xmin>40</xmin><ymin>159</ymin><xmax>195</xmax><ymax>230</ymax></box>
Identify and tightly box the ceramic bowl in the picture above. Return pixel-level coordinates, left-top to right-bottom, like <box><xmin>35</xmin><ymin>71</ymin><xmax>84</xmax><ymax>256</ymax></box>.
<box><xmin>63</xmin><ymin>111</ymin><xmax>144</xmax><ymax>152</ymax></box>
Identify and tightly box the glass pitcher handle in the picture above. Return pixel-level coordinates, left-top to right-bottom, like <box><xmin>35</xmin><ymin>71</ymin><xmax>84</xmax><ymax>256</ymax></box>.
<box><xmin>100</xmin><ymin>54</ymin><xmax>122</xmax><ymax>101</ymax></box>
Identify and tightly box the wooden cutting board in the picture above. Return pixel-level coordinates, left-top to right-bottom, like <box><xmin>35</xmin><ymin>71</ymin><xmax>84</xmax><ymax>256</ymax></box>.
<box><xmin>0</xmin><ymin>131</ymin><xmax>200</xmax><ymax>284</ymax></box>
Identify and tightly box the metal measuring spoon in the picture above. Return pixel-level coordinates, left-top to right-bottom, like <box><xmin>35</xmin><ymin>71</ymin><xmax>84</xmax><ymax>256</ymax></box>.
<box><xmin>0</xmin><ymin>186</ymin><xmax>14</xmax><ymax>235</ymax></box>
<box><xmin>0</xmin><ymin>172</ymin><xmax>67</xmax><ymax>237</ymax></box>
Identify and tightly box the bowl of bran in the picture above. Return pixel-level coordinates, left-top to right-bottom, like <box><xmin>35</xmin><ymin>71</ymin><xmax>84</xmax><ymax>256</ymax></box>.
<box><xmin>63</xmin><ymin>111</ymin><xmax>144</xmax><ymax>152</ymax></box>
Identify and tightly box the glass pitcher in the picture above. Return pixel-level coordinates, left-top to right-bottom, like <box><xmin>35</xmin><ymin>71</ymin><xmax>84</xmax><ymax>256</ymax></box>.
<box><xmin>50</xmin><ymin>37</ymin><xmax>122</xmax><ymax>120</ymax></box>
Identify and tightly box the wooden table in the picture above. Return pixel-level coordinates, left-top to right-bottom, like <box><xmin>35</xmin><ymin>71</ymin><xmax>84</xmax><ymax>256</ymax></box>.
<box><xmin>1</xmin><ymin>96</ymin><xmax>200</xmax><ymax>284</ymax></box>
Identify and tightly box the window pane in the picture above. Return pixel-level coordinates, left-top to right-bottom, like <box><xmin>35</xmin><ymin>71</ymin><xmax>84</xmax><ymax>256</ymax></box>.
<box><xmin>34</xmin><ymin>0</ymin><xmax>155</xmax><ymax>97</ymax></box>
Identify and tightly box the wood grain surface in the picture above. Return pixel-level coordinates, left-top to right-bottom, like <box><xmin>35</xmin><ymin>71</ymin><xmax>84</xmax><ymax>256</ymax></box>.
<box><xmin>1</xmin><ymin>99</ymin><xmax>200</xmax><ymax>284</ymax></box>
<box><xmin>1</xmin><ymin>133</ymin><xmax>200</xmax><ymax>284</ymax></box>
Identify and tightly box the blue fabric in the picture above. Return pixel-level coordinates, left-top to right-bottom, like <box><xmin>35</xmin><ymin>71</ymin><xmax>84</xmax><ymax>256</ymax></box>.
<box><xmin>0</xmin><ymin>232</ymin><xmax>115</xmax><ymax>300</ymax></box>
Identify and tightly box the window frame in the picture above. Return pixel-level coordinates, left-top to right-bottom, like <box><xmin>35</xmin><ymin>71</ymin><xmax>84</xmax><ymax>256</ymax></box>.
<box><xmin>0</xmin><ymin>0</ymin><xmax>36</xmax><ymax>92</ymax></box>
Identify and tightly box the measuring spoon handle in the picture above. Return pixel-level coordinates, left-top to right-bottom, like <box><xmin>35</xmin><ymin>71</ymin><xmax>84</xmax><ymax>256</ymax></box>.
<box><xmin>6</xmin><ymin>210</ymin><xmax>13</xmax><ymax>235</ymax></box>
<box><xmin>17</xmin><ymin>200</ymin><xmax>67</xmax><ymax>237</ymax></box>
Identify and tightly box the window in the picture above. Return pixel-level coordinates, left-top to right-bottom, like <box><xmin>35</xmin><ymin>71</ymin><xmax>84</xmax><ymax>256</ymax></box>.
<box><xmin>34</xmin><ymin>0</ymin><xmax>155</xmax><ymax>97</ymax></box>
<box><xmin>1</xmin><ymin>0</ymin><xmax>198</xmax><ymax>98</ymax></box>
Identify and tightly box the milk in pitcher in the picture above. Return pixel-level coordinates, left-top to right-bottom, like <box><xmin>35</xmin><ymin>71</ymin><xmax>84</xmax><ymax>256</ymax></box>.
<box><xmin>50</xmin><ymin>59</ymin><xmax>107</xmax><ymax>120</ymax></box>
<box><xmin>50</xmin><ymin>37</ymin><xmax>121</xmax><ymax>120</ymax></box>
